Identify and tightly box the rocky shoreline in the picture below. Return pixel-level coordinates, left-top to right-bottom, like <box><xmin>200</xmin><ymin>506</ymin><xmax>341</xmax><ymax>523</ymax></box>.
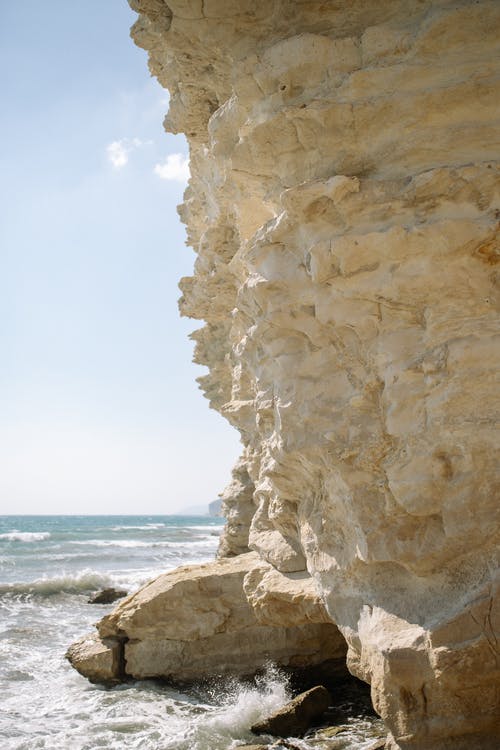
<box><xmin>68</xmin><ymin>1</ymin><xmax>499</xmax><ymax>747</ymax></box>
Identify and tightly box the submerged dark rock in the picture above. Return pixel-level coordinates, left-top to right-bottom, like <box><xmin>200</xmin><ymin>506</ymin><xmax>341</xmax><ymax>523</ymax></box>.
<box><xmin>88</xmin><ymin>588</ymin><xmax>127</xmax><ymax>604</ymax></box>
<box><xmin>251</xmin><ymin>685</ymin><xmax>331</xmax><ymax>738</ymax></box>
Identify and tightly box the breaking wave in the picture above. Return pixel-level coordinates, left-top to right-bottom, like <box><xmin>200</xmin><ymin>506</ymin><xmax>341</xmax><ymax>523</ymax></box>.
<box><xmin>0</xmin><ymin>531</ymin><xmax>51</xmax><ymax>543</ymax></box>
<box><xmin>159</xmin><ymin>666</ymin><xmax>291</xmax><ymax>750</ymax></box>
<box><xmin>0</xmin><ymin>570</ymin><xmax>112</xmax><ymax>598</ymax></box>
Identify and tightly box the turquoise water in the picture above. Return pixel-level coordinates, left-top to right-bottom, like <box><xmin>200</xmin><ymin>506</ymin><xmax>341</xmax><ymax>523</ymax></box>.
<box><xmin>0</xmin><ymin>515</ymin><xmax>382</xmax><ymax>749</ymax></box>
<box><xmin>0</xmin><ymin>515</ymin><xmax>223</xmax><ymax>593</ymax></box>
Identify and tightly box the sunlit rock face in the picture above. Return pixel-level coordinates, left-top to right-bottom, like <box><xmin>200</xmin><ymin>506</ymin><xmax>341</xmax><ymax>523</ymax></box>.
<box><xmin>129</xmin><ymin>1</ymin><xmax>500</xmax><ymax>747</ymax></box>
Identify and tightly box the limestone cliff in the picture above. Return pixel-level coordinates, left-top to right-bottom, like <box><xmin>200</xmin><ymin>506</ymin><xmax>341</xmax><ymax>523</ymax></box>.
<box><xmin>118</xmin><ymin>2</ymin><xmax>499</xmax><ymax>747</ymax></box>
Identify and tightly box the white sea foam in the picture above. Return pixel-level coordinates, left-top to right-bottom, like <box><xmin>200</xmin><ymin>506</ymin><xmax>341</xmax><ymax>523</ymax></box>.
<box><xmin>0</xmin><ymin>531</ymin><xmax>51</xmax><ymax>542</ymax></box>
<box><xmin>110</xmin><ymin>523</ymin><xmax>167</xmax><ymax>531</ymax></box>
<box><xmin>164</xmin><ymin>539</ymin><xmax>218</xmax><ymax>548</ymax></box>
<box><xmin>71</xmin><ymin>539</ymin><xmax>218</xmax><ymax>549</ymax></box>
<box><xmin>186</xmin><ymin>525</ymin><xmax>225</xmax><ymax>532</ymax></box>
<box><xmin>73</xmin><ymin>539</ymin><xmax>153</xmax><ymax>548</ymax></box>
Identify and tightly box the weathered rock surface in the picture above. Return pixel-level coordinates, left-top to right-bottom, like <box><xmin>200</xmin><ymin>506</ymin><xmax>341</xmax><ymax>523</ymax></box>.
<box><xmin>128</xmin><ymin>1</ymin><xmax>500</xmax><ymax>747</ymax></box>
<box><xmin>69</xmin><ymin>553</ymin><xmax>346</xmax><ymax>684</ymax></box>
<box><xmin>252</xmin><ymin>685</ymin><xmax>331</xmax><ymax>738</ymax></box>
<box><xmin>218</xmin><ymin>454</ymin><xmax>254</xmax><ymax>556</ymax></box>
<box><xmin>66</xmin><ymin>632</ymin><xmax>123</xmax><ymax>684</ymax></box>
<box><xmin>243</xmin><ymin>559</ymin><xmax>330</xmax><ymax>627</ymax></box>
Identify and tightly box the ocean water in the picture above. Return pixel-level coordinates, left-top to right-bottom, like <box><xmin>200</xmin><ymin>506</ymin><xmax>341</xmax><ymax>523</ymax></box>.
<box><xmin>0</xmin><ymin>515</ymin><xmax>383</xmax><ymax>750</ymax></box>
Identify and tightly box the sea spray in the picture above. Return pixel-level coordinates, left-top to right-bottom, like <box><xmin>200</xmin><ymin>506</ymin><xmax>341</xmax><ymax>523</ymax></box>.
<box><xmin>154</xmin><ymin>666</ymin><xmax>292</xmax><ymax>750</ymax></box>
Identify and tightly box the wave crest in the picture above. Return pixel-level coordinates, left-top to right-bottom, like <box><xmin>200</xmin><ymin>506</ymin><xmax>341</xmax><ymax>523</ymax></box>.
<box><xmin>0</xmin><ymin>570</ymin><xmax>112</xmax><ymax>598</ymax></box>
<box><xmin>0</xmin><ymin>531</ymin><xmax>51</xmax><ymax>542</ymax></box>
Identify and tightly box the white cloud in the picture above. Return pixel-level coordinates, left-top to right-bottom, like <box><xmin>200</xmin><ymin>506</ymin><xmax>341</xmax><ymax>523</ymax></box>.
<box><xmin>106</xmin><ymin>138</ymin><xmax>148</xmax><ymax>169</ymax></box>
<box><xmin>107</xmin><ymin>140</ymin><xmax>129</xmax><ymax>168</ymax></box>
<box><xmin>154</xmin><ymin>153</ymin><xmax>190</xmax><ymax>183</ymax></box>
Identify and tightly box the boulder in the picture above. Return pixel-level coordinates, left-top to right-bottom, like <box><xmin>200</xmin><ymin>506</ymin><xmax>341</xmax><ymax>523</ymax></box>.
<box><xmin>251</xmin><ymin>685</ymin><xmax>331</xmax><ymax>738</ymax></box>
<box><xmin>68</xmin><ymin>553</ymin><xmax>347</xmax><ymax>685</ymax></box>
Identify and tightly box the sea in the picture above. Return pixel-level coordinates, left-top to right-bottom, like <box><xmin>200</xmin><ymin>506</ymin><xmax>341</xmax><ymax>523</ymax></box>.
<box><xmin>0</xmin><ymin>515</ymin><xmax>383</xmax><ymax>750</ymax></box>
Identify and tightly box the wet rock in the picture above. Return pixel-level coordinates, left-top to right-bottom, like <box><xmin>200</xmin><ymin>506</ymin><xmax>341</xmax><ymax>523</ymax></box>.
<box><xmin>314</xmin><ymin>725</ymin><xmax>348</xmax><ymax>738</ymax></box>
<box><xmin>88</xmin><ymin>587</ymin><xmax>128</xmax><ymax>604</ymax></box>
<box><xmin>366</xmin><ymin>740</ymin><xmax>387</xmax><ymax>750</ymax></box>
<box><xmin>251</xmin><ymin>685</ymin><xmax>331</xmax><ymax>738</ymax></box>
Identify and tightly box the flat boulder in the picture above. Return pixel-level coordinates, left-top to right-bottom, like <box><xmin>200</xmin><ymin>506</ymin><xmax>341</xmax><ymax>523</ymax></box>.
<box><xmin>251</xmin><ymin>685</ymin><xmax>331</xmax><ymax>738</ymax></box>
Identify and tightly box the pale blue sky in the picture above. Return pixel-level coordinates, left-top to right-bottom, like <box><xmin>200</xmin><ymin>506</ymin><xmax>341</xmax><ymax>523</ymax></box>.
<box><xmin>0</xmin><ymin>1</ymin><xmax>240</xmax><ymax>513</ymax></box>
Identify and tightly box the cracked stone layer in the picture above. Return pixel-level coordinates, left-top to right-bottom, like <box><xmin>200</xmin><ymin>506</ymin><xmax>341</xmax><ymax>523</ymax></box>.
<box><xmin>129</xmin><ymin>1</ymin><xmax>500</xmax><ymax>748</ymax></box>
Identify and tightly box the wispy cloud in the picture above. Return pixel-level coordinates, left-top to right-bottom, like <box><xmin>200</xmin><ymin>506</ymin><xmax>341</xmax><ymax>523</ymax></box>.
<box><xmin>106</xmin><ymin>138</ymin><xmax>147</xmax><ymax>169</ymax></box>
<box><xmin>154</xmin><ymin>153</ymin><xmax>190</xmax><ymax>183</ymax></box>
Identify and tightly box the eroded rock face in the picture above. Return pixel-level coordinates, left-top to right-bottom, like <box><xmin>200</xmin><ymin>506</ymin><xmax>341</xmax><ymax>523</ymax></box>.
<box><xmin>128</xmin><ymin>1</ymin><xmax>499</xmax><ymax>747</ymax></box>
<box><xmin>217</xmin><ymin>453</ymin><xmax>254</xmax><ymax>557</ymax></box>
<box><xmin>70</xmin><ymin>553</ymin><xmax>346</xmax><ymax>684</ymax></box>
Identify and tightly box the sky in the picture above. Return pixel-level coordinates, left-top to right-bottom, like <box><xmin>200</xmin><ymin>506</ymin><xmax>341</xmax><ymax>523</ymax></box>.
<box><xmin>0</xmin><ymin>0</ymin><xmax>241</xmax><ymax>514</ymax></box>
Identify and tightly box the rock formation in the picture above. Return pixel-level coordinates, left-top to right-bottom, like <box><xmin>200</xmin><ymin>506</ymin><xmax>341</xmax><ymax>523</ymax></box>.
<box><xmin>67</xmin><ymin>552</ymin><xmax>347</xmax><ymax>683</ymax></box>
<box><xmin>70</xmin><ymin>2</ymin><xmax>500</xmax><ymax>747</ymax></box>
